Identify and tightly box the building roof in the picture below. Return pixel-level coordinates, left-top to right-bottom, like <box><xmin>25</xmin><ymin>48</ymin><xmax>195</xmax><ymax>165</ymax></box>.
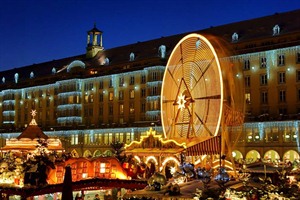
<box><xmin>0</xmin><ymin>9</ymin><xmax>299</xmax><ymax>89</ymax></box>
<box><xmin>16</xmin><ymin>124</ymin><xmax>49</xmax><ymax>140</ymax></box>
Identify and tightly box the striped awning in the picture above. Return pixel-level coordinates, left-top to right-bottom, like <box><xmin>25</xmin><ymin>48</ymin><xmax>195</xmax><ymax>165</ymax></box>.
<box><xmin>186</xmin><ymin>135</ymin><xmax>221</xmax><ymax>156</ymax></box>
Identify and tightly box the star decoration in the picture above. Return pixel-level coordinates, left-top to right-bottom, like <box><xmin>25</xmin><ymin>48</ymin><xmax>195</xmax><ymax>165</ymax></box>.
<box><xmin>177</xmin><ymin>93</ymin><xmax>186</xmax><ymax>111</ymax></box>
<box><xmin>31</xmin><ymin>110</ymin><xmax>37</xmax><ymax>118</ymax></box>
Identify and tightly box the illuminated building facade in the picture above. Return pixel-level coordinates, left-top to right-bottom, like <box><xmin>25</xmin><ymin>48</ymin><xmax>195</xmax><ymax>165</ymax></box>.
<box><xmin>0</xmin><ymin>10</ymin><xmax>299</xmax><ymax>165</ymax></box>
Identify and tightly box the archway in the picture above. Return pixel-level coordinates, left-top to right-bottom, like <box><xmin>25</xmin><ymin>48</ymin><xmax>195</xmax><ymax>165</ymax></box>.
<box><xmin>283</xmin><ymin>150</ymin><xmax>299</xmax><ymax>162</ymax></box>
<box><xmin>245</xmin><ymin>150</ymin><xmax>261</xmax><ymax>164</ymax></box>
<box><xmin>232</xmin><ymin>150</ymin><xmax>243</xmax><ymax>163</ymax></box>
<box><xmin>264</xmin><ymin>150</ymin><xmax>280</xmax><ymax>162</ymax></box>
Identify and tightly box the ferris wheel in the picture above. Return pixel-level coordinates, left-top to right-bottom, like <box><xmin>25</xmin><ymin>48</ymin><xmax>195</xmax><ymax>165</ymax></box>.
<box><xmin>161</xmin><ymin>33</ymin><xmax>224</xmax><ymax>145</ymax></box>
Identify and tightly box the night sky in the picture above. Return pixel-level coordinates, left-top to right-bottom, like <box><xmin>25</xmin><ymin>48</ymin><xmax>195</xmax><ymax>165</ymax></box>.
<box><xmin>0</xmin><ymin>0</ymin><xmax>299</xmax><ymax>71</ymax></box>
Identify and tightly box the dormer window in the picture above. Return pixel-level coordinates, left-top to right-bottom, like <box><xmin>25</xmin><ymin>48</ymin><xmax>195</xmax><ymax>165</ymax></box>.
<box><xmin>2</xmin><ymin>77</ymin><xmax>5</xmax><ymax>83</ymax></box>
<box><xmin>14</xmin><ymin>73</ymin><xmax>19</xmax><ymax>84</ymax></box>
<box><xmin>30</xmin><ymin>71</ymin><xmax>35</xmax><ymax>79</ymax></box>
<box><xmin>158</xmin><ymin>45</ymin><xmax>166</xmax><ymax>59</ymax></box>
<box><xmin>52</xmin><ymin>67</ymin><xmax>56</xmax><ymax>74</ymax></box>
<box><xmin>273</xmin><ymin>24</ymin><xmax>280</xmax><ymax>36</ymax></box>
<box><xmin>104</xmin><ymin>57</ymin><xmax>110</xmax><ymax>65</ymax></box>
<box><xmin>232</xmin><ymin>32</ymin><xmax>239</xmax><ymax>42</ymax></box>
<box><xmin>129</xmin><ymin>52</ymin><xmax>135</xmax><ymax>61</ymax></box>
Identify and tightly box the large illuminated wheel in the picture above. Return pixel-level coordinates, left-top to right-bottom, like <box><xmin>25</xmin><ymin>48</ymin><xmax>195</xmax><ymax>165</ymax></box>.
<box><xmin>161</xmin><ymin>33</ymin><xmax>223</xmax><ymax>145</ymax></box>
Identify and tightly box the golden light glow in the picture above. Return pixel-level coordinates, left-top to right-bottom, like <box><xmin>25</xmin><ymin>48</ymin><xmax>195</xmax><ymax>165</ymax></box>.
<box><xmin>160</xmin><ymin>157</ymin><xmax>180</xmax><ymax>171</ymax></box>
<box><xmin>177</xmin><ymin>93</ymin><xmax>186</xmax><ymax>111</ymax></box>
<box><xmin>161</xmin><ymin>33</ymin><xmax>224</xmax><ymax>143</ymax></box>
<box><xmin>124</xmin><ymin>127</ymin><xmax>186</xmax><ymax>149</ymax></box>
<box><xmin>145</xmin><ymin>156</ymin><xmax>158</xmax><ymax>165</ymax></box>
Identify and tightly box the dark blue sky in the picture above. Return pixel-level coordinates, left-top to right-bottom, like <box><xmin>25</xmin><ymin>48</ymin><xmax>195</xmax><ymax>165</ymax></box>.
<box><xmin>0</xmin><ymin>0</ymin><xmax>299</xmax><ymax>71</ymax></box>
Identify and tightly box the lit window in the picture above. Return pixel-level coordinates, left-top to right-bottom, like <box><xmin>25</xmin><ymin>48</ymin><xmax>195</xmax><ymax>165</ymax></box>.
<box><xmin>129</xmin><ymin>103</ymin><xmax>134</xmax><ymax>114</ymax></box>
<box><xmin>129</xmin><ymin>90</ymin><xmax>135</xmax><ymax>99</ymax></box>
<box><xmin>245</xmin><ymin>93</ymin><xmax>251</xmax><ymax>104</ymax></box>
<box><xmin>119</xmin><ymin>104</ymin><xmax>124</xmax><ymax>115</ymax></box>
<box><xmin>100</xmin><ymin>163</ymin><xmax>106</xmax><ymax>173</ymax></box>
<box><xmin>109</xmin><ymin>92</ymin><xmax>114</xmax><ymax>101</ymax></box>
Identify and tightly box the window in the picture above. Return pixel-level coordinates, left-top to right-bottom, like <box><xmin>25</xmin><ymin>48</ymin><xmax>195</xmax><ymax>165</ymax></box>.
<box><xmin>129</xmin><ymin>89</ymin><xmax>135</xmax><ymax>99</ymax></box>
<box><xmin>244</xmin><ymin>76</ymin><xmax>250</xmax><ymax>88</ymax></box>
<box><xmin>296</xmin><ymin>52</ymin><xmax>300</xmax><ymax>63</ymax></box>
<box><xmin>141</xmin><ymin>88</ymin><xmax>146</xmax><ymax>97</ymax></box>
<box><xmin>141</xmin><ymin>102</ymin><xmax>146</xmax><ymax>113</ymax></box>
<box><xmin>109</xmin><ymin>92</ymin><xmax>114</xmax><ymax>101</ymax></box>
<box><xmin>109</xmin><ymin>78</ymin><xmax>113</xmax><ymax>88</ymax></box>
<box><xmin>141</xmin><ymin>74</ymin><xmax>146</xmax><ymax>84</ymax></box>
<box><xmin>152</xmin><ymin>72</ymin><xmax>158</xmax><ymax>81</ymax></box>
<box><xmin>278</xmin><ymin>54</ymin><xmax>285</xmax><ymax>66</ymax></box>
<box><xmin>243</xmin><ymin>59</ymin><xmax>250</xmax><ymax>70</ymax></box>
<box><xmin>261</xmin><ymin>91</ymin><xmax>268</xmax><ymax>104</ymax></box>
<box><xmin>99</xmin><ymin>80</ymin><xmax>103</xmax><ymax>89</ymax></box>
<box><xmin>99</xmin><ymin>106</ymin><xmax>103</xmax><ymax>115</ymax></box>
<box><xmin>119</xmin><ymin>77</ymin><xmax>124</xmax><ymax>87</ymax></box>
<box><xmin>273</xmin><ymin>24</ymin><xmax>280</xmax><ymax>36</ymax></box>
<box><xmin>119</xmin><ymin>104</ymin><xmax>124</xmax><ymax>115</ymax></box>
<box><xmin>279</xmin><ymin>90</ymin><xmax>286</xmax><ymax>103</ymax></box>
<box><xmin>130</xmin><ymin>76</ymin><xmax>135</xmax><ymax>85</ymax></box>
<box><xmin>278</xmin><ymin>72</ymin><xmax>286</xmax><ymax>84</ymax></box>
<box><xmin>261</xmin><ymin>57</ymin><xmax>267</xmax><ymax>68</ymax></box>
<box><xmin>119</xmin><ymin>91</ymin><xmax>124</xmax><ymax>100</ymax></box>
<box><xmin>245</xmin><ymin>93</ymin><xmax>251</xmax><ymax>104</ymax></box>
<box><xmin>109</xmin><ymin>104</ymin><xmax>113</xmax><ymax>115</ymax></box>
<box><xmin>232</xmin><ymin>32</ymin><xmax>238</xmax><ymax>42</ymax></box>
<box><xmin>129</xmin><ymin>103</ymin><xmax>134</xmax><ymax>114</ymax></box>
<box><xmin>99</xmin><ymin>93</ymin><xmax>103</xmax><ymax>102</ymax></box>
<box><xmin>297</xmin><ymin>70</ymin><xmax>300</xmax><ymax>82</ymax></box>
<box><xmin>260</xmin><ymin>74</ymin><xmax>268</xmax><ymax>85</ymax></box>
<box><xmin>129</xmin><ymin>52</ymin><xmax>135</xmax><ymax>61</ymax></box>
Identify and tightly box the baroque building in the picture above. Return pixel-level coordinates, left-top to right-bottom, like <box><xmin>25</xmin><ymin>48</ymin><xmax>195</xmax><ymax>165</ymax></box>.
<box><xmin>0</xmin><ymin>9</ymin><xmax>300</xmax><ymax>165</ymax></box>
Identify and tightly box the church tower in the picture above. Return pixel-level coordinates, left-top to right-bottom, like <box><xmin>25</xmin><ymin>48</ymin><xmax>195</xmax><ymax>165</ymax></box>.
<box><xmin>86</xmin><ymin>23</ymin><xmax>104</xmax><ymax>58</ymax></box>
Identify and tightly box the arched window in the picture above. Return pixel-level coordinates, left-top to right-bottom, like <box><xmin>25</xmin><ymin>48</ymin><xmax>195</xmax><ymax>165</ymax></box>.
<box><xmin>129</xmin><ymin>52</ymin><xmax>135</xmax><ymax>61</ymax></box>
<box><xmin>30</xmin><ymin>71</ymin><xmax>34</xmax><ymax>79</ymax></box>
<box><xmin>52</xmin><ymin>67</ymin><xmax>56</xmax><ymax>74</ymax></box>
<box><xmin>273</xmin><ymin>24</ymin><xmax>280</xmax><ymax>36</ymax></box>
<box><xmin>232</xmin><ymin>32</ymin><xmax>239</xmax><ymax>42</ymax></box>
<box><xmin>158</xmin><ymin>45</ymin><xmax>166</xmax><ymax>59</ymax></box>
<box><xmin>104</xmin><ymin>57</ymin><xmax>110</xmax><ymax>65</ymax></box>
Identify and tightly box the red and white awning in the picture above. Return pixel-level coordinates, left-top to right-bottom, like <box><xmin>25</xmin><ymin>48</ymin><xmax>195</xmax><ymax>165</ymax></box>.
<box><xmin>186</xmin><ymin>135</ymin><xmax>221</xmax><ymax>156</ymax></box>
